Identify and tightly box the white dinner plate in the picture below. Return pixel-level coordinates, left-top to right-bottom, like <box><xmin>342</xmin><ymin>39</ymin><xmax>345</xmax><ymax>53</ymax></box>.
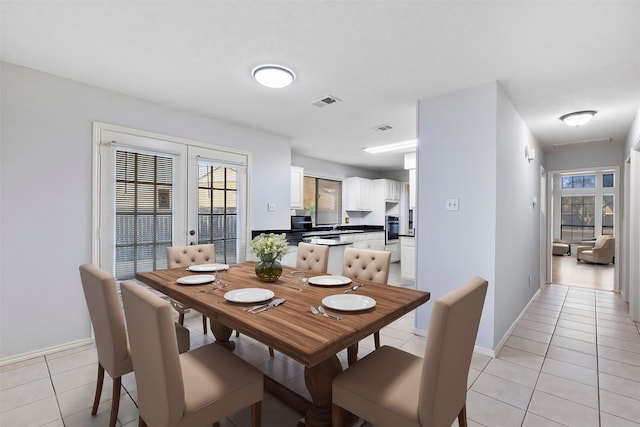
<box><xmin>176</xmin><ymin>275</ymin><xmax>216</xmax><ymax>285</ymax></box>
<box><xmin>187</xmin><ymin>263</ymin><xmax>229</xmax><ymax>272</ymax></box>
<box><xmin>308</xmin><ymin>275</ymin><xmax>352</xmax><ymax>286</ymax></box>
<box><xmin>224</xmin><ymin>288</ymin><xmax>275</xmax><ymax>304</ymax></box>
<box><xmin>322</xmin><ymin>294</ymin><xmax>376</xmax><ymax>312</ymax></box>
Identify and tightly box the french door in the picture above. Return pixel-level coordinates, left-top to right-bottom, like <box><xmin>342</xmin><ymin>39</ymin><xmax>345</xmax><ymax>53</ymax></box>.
<box><xmin>95</xmin><ymin>123</ymin><xmax>248</xmax><ymax>280</ymax></box>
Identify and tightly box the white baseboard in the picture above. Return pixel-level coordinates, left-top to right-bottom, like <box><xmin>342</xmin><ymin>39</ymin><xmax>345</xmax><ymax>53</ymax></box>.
<box><xmin>0</xmin><ymin>338</ymin><xmax>94</xmax><ymax>367</ymax></box>
<box><xmin>473</xmin><ymin>345</ymin><xmax>496</xmax><ymax>358</ymax></box>
<box><xmin>411</xmin><ymin>288</ymin><xmax>541</xmax><ymax>360</ymax></box>
<box><xmin>492</xmin><ymin>288</ymin><xmax>542</xmax><ymax>357</ymax></box>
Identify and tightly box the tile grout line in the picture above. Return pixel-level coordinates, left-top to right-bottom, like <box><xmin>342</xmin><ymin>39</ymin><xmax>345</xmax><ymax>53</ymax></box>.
<box><xmin>594</xmin><ymin>294</ymin><xmax>640</xmax><ymax>426</ymax></box>
<box><xmin>43</xmin><ymin>354</ymin><xmax>67</xmax><ymax>426</ymax></box>
<box><xmin>592</xmin><ymin>290</ymin><xmax>602</xmax><ymax>427</ymax></box>
<box><xmin>519</xmin><ymin>285</ymin><xmax>569</xmax><ymax>427</ymax></box>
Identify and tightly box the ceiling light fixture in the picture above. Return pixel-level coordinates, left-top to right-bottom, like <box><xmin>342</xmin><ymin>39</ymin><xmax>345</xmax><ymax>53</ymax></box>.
<box><xmin>559</xmin><ymin>110</ymin><xmax>597</xmax><ymax>127</ymax></box>
<box><xmin>364</xmin><ymin>140</ymin><xmax>417</xmax><ymax>154</ymax></box>
<box><xmin>252</xmin><ymin>64</ymin><xmax>295</xmax><ymax>88</ymax></box>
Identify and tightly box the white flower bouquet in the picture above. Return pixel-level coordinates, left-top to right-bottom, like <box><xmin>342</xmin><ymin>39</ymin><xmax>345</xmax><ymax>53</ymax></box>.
<box><xmin>249</xmin><ymin>233</ymin><xmax>289</xmax><ymax>261</ymax></box>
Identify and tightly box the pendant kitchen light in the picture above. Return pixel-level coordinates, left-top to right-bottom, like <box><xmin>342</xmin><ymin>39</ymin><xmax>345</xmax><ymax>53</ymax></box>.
<box><xmin>252</xmin><ymin>65</ymin><xmax>295</xmax><ymax>88</ymax></box>
<box><xmin>559</xmin><ymin>110</ymin><xmax>597</xmax><ymax>127</ymax></box>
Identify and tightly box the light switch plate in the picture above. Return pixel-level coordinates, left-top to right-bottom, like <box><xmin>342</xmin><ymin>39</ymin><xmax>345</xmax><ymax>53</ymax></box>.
<box><xmin>267</xmin><ymin>202</ymin><xmax>276</xmax><ymax>212</ymax></box>
<box><xmin>446</xmin><ymin>198</ymin><xmax>459</xmax><ymax>211</ymax></box>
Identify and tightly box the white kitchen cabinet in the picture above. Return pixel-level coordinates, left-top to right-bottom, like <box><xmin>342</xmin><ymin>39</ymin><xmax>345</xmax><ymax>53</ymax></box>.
<box><xmin>290</xmin><ymin>166</ymin><xmax>304</xmax><ymax>209</ymax></box>
<box><xmin>366</xmin><ymin>231</ymin><xmax>385</xmax><ymax>251</ymax></box>
<box><xmin>400</xmin><ymin>236</ymin><xmax>416</xmax><ymax>281</ymax></box>
<box><xmin>343</xmin><ymin>177</ymin><xmax>373</xmax><ymax>211</ymax></box>
<box><xmin>353</xmin><ymin>233</ymin><xmax>368</xmax><ymax>249</ymax></box>
<box><xmin>348</xmin><ymin>231</ymin><xmax>384</xmax><ymax>251</ymax></box>
<box><xmin>339</xmin><ymin>234</ymin><xmax>354</xmax><ymax>244</ymax></box>
<box><xmin>385</xmin><ymin>241</ymin><xmax>400</xmax><ymax>263</ymax></box>
<box><xmin>382</xmin><ymin>179</ymin><xmax>401</xmax><ymax>202</ymax></box>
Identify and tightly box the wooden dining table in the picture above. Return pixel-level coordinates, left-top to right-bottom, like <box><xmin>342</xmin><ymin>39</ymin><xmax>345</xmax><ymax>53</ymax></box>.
<box><xmin>136</xmin><ymin>261</ymin><xmax>430</xmax><ymax>427</ymax></box>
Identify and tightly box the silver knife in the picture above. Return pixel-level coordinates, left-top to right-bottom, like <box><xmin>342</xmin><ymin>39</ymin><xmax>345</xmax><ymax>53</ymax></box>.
<box><xmin>251</xmin><ymin>298</ymin><xmax>286</xmax><ymax>314</ymax></box>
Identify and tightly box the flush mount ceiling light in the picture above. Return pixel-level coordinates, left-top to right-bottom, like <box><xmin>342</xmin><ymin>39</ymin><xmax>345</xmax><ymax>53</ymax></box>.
<box><xmin>363</xmin><ymin>140</ymin><xmax>417</xmax><ymax>154</ymax></box>
<box><xmin>252</xmin><ymin>64</ymin><xmax>295</xmax><ymax>88</ymax></box>
<box><xmin>559</xmin><ymin>110</ymin><xmax>597</xmax><ymax>127</ymax></box>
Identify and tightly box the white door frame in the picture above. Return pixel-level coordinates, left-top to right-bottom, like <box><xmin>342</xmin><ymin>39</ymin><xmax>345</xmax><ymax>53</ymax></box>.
<box><xmin>628</xmin><ymin>148</ymin><xmax>640</xmax><ymax>321</ymax></box>
<box><xmin>92</xmin><ymin>121</ymin><xmax>251</xmax><ymax>270</ymax></box>
<box><xmin>545</xmin><ymin>166</ymin><xmax>620</xmax><ymax>291</ymax></box>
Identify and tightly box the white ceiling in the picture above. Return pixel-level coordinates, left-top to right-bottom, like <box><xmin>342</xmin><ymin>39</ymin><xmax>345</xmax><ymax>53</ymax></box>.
<box><xmin>2</xmin><ymin>1</ymin><xmax>639</xmax><ymax>171</ymax></box>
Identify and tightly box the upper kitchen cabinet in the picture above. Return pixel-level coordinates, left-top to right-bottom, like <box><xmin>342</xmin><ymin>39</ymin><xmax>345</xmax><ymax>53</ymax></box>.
<box><xmin>343</xmin><ymin>177</ymin><xmax>373</xmax><ymax>211</ymax></box>
<box><xmin>290</xmin><ymin>166</ymin><xmax>304</xmax><ymax>209</ymax></box>
<box><xmin>377</xmin><ymin>179</ymin><xmax>401</xmax><ymax>202</ymax></box>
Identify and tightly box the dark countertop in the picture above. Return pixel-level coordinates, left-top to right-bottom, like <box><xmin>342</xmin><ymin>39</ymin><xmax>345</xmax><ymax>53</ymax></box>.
<box><xmin>302</xmin><ymin>238</ymin><xmax>352</xmax><ymax>247</ymax></box>
<box><xmin>399</xmin><ymin>233</ymin><xmax>415</xmax><ymax>237</ymax></box>
<box><xmin>252</xmin><ymin>225</ymin><xmax>384</xmax><ymax>245</ymax></box>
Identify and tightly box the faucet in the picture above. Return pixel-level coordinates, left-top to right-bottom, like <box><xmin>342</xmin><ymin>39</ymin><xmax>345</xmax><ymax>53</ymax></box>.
<box><xmin>332</xmin><ymin>224</ymin><xmax>339</xmax><ymax>230</ymax></box>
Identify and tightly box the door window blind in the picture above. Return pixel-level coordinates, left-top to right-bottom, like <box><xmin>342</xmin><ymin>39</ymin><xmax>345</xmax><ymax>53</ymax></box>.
<box><xmin>115</xmin><ymin>150</ymin><xmax>173</xmax><ymax>280</ymax></box>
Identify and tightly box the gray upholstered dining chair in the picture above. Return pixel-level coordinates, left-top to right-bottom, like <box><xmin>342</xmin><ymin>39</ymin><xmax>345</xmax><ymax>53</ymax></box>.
<box><xmin>79</xmin><ymin>264</ymin><xmax>190</xmax><ymax>427</ymax></box>
<box><xmin>120</xmin><ymin>280</ymin><xmax>263</xmax><ymax>427</ymax></box>
<box><xmin>342</xmin><ymin>247</ymin><xmax>391</xmax><ymax>349</ymax></box>
<box><xmin>166</xmin><ymin>244</ymin><xmax>216</xmax><ymax>334</ymax></box>
<box><xmin>296</xmin><ymin>242</ymin><xmax>330</xmax><ymax>273</ymax></box>
<box><xmin>332</xmin><ymin>277</ymin><xmax>488</xmax><ymax>427</ymax></box>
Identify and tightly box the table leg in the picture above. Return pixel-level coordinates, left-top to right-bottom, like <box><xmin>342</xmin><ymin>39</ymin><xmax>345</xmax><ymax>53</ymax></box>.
<box><xmin>303</xmin><ymin>355</ymin><xmax>343</xmax><ymax>427</ymax></box>
<box><xmin>209</xmin><ymin>318</ymin><xmax>236</xmax><ymax>351</ymax></box>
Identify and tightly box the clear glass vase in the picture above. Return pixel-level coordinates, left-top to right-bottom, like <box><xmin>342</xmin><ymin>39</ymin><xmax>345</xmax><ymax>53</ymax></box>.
<box><xmin>255</xmin><ymin>255</ymin><xmax>283</xmax><ymax>282</ymax></box>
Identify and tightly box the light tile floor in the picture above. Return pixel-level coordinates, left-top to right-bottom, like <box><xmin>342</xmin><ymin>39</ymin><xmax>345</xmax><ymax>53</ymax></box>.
<box><xmin>2</xmin><ymin>269</ymin><xmax>639</xmax><ymax>426</ymax></box>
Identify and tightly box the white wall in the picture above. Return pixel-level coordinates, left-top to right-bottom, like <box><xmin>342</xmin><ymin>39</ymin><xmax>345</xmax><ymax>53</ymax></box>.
<box><xmin>292</xmin><ymin>153</ymin><xmax>391</xmax><ymax>180</ymax></box>
<box><xmin>545</xmin><ymin>142</ymin><xmax>624</xmax><ymax>172</ymax></box>
<box><xmin>416</xmin><ymin>82</ymin><xmax>498</xmax><ymax>350</ymax></box>
<box><xmin>416</xmin><ymin>82</ymin><xmax>542</xmax><ymax>351</ymax></box>
<box><xmin>623</xmin><ymin>108</ymin><xmax>640</xmax><ymax>320</ymax></box>
<box><xmin>494</xmin><ymin>86</ymin><xmax>542</xmax><ymax>344</ymax></box>
<box><xmin>0</xmin><ymin>62</ymin><xmax>291</xmax><ymax>360</ymax></box>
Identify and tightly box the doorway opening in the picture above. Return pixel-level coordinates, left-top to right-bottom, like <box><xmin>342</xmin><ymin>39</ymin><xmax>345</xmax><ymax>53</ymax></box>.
<box><xmin>548</xmin><ymin>168</ymin><xmax>618</xmax><ymax>291</ymax></box>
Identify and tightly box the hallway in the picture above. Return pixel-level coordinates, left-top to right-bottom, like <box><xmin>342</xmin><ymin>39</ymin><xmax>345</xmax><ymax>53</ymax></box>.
<box><xmin>552</xmin><ymin>254</ymin><xmax>614</xmax><ymax>291</ymax></box>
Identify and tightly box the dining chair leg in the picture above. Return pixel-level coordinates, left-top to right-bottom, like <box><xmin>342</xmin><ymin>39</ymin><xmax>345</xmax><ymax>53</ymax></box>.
<box><xmin>178</xmin><ymin>312</ymin><xmax>185</xmax><ymax>325</ymax></box>
<box><xmin>109</xmin><ymin>376</ymin><xmax>122</xmax><ymax>427</ymax></box>
<box><xmin>251</xmin><ymin>400</ymin><xmax>262</xmax><ymax>427</ymax></box>
<box><xmin>373</xmin><ymin>331</ymin><xmax>380</xmax><ymax>349</ymax></box>
<box><xmin>347</xmin><ymin>343</ymin><xmax>358</xmax><ymax>366</ymax></box>
<box><xmin>268</xmin><ymin>347</ymin><xmax>275</xmax><ymax>357</ymax></box>
<box><xmin>91</xmin><ymin>363</ymin><xmax>105</xmax><ymax>415</ymax></box>
<box><xmin>202</xmin><ymin>315</ymin><xmax>208</xmax><ymax>334</ymax></box>
<box><xmin>457</xmin><ymin>404</ymin><xmax>468</xmax><ymax>427</ymax></box>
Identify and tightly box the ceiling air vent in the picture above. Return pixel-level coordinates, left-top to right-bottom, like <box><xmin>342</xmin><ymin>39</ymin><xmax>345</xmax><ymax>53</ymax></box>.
<box><xmin>372</xmin><ymin>124</ymin><xmax>393</xmax><ymax>132</ymax></box>
<box><xmin>312</xmin><ymin>95</ymin><xmax>341</xmax><ymax>108</ymax></box>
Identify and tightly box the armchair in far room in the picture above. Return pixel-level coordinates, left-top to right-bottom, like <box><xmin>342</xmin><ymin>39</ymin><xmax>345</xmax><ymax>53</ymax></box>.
<box><xmin>576</xmin><ymin>236</ymin><xmax>615</xmax><ymax>264</ymax></box>
<box><xmin>552</xmin><ymin>239</ymin><xmax>571</xmax><ymax>256</ymax></box>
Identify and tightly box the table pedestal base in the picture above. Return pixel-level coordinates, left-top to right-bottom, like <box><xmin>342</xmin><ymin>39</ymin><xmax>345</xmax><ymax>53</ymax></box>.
<box><xmin>303</xmin><ymin>355</ymin><xmax>343</xmax><ymax>427</ymax></box>
<box><xmin>210</xmin><ymin>319</ymin><xmax>236</xmax><ymax>351</ymax></box>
